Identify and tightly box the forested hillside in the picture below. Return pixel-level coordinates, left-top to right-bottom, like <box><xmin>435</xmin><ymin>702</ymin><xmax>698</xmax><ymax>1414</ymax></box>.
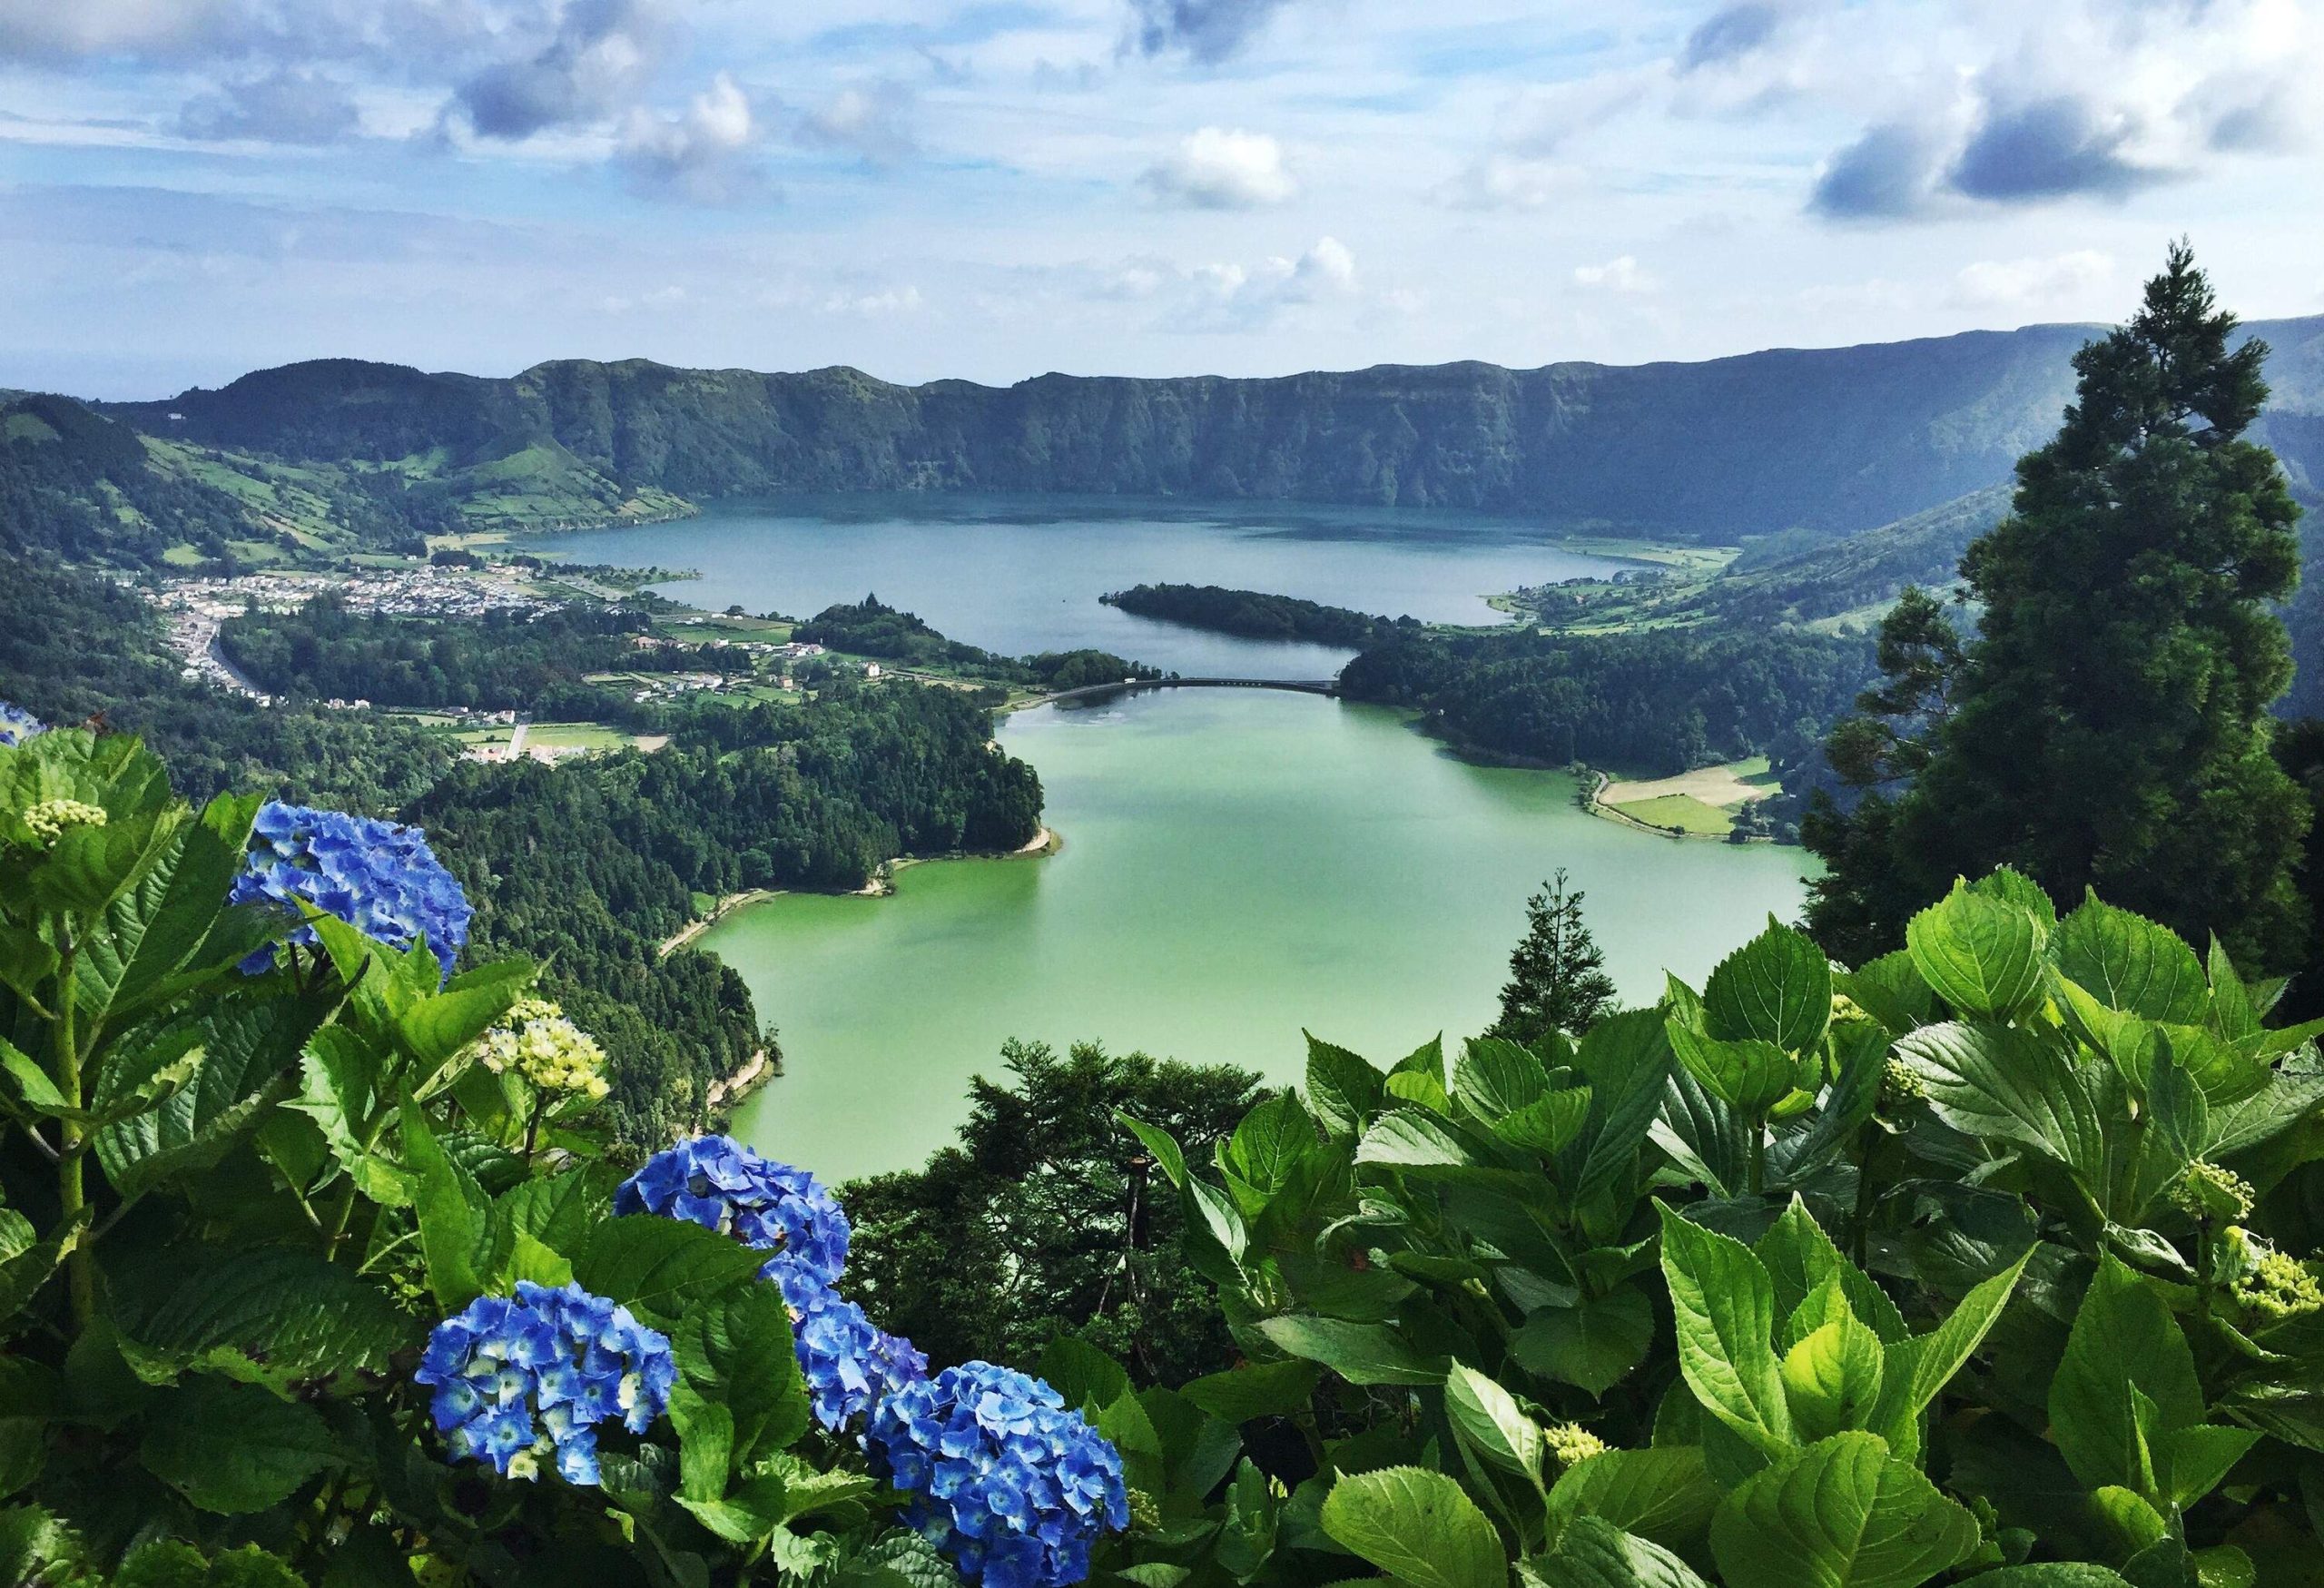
<box><xmin>100</xmin><ymin>314</ymin><xmax>2324</xmax><ymax>542</ymax></box>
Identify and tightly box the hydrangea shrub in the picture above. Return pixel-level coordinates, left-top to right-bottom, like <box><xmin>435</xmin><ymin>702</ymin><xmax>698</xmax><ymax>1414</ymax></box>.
<box><xmin>615</xmin><ymin>1134</ymin><xmax>850</xmax><ymax>1289</ymax></box>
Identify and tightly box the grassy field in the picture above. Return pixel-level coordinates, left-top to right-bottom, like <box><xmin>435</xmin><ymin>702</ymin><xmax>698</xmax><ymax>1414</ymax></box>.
<box><xmin>524</xmin><ymin>722</ymin><xmax>630</xmax><ymax>751</ymax></box>
<box><xmin>1604</xmin><ymin>792</ymin><xmax>1737</xmax><ymax>835</ymax></box>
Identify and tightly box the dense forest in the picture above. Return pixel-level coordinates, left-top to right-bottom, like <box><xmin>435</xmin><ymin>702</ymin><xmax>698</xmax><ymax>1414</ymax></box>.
<box><xmin>220</xmin><ymin>597</ymin><xmax>726</xmax><ymax>713</ymax></box>
<box><xmin>797</xmin><ymin>595</ymin><xmax>1157</xmax><ymax>689</ymax></box>
<box><xmin>1338</xmin><ymin>624</ymin><xmax>1876</xmax><ymax>776</ymax></box>
<box><xmin>1099</xmin><ymin>583</ymin><xmax>1423</xmax><ymax>648</ymax></box>
<box><xmin>2</xmin><ymin>393</ymin><xmax>251</xmax><ymax>565</ymax></box>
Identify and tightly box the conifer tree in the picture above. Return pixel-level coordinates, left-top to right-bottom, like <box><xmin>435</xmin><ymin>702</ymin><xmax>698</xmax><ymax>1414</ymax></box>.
<box><xmin>1488</xmin><ymin>868</ymin><xmax>1618</xmax><ymax>1046</ymax></box>
<box><xmin>1806</xmin><ymin>242</ymin><xmax>2308</xmax><ymax>967</ymax></box>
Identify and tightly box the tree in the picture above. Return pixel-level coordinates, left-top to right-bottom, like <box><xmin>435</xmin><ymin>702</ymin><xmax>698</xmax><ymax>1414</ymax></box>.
<box><xmin>1487</xmin><ymin>868</ymin><xmax>1617</xmax><ymax>1046</ymax></box>
<box><xmin>838</xmin><ymin>1040</ymin><xmax>1262</xmax><ymax>1386</ymax></box>
<box><xmin>1807</xmin><ymin>242</ymin><xmax>2309</xmax><ymax>969</ymax></box>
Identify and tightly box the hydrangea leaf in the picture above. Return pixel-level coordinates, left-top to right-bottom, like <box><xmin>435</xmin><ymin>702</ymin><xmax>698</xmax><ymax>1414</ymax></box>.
<box><xmin>1665</xmin><ymin>1025</ymin><xmax>1798</xmax><ymax>1117</ymax></box>
<box><xmin>1708</xmin><ymin>1432</ymin><xmax>1979</xmax><ymax>1588</ymax></box>
<box><xmin>675</xmin><ymin>1284</ymin><xmax>809</xmax><ymax>1466</ymax></box>
<box><xmin>576</xmin><ymin>1215</ymin><xmax>769</xmax><ymax>1327</ymax></box>
<box><xmin>1655</xmin><ymin>1204</ymin><xmax>1794</xmax><ymax>1455</ymax></box>
<box><xmin>2051</xmin><ymin>897</ymin><xmax>2210</xmax><ymax>1025</ymax></box>
<box><xmin>1454</xmin><ymin>1037</ymin><xmax>1550</xmax><ymax>1124</ymax></box>
<box><xmin>109</xmin><ymin>1244</ymin><xmax>409</xmax><ymax>1394</ymax></box>
<box><xmin>1905</xmin><ymin>885</ymin><xmax>2046</xmax><ymax>1021</ymax></box>
<box><xmin>1566</xmin><ymin>1010</ymin><xmax>1676</xmax><ymax>1202</ymax></box>
<box><xmin>2049</xmin><ymin>1254</ymin><xmax>2205</xmax><ymax>1498</ymax></box>
<box><xmin>1522</xmin><ymin>1514</ymin><xmax>1711</xmax><ymax>1588</ymax></box>
<box><xmin>1891</xmin><ymin>1021</ymin><xmax>2108</xmax><ymax>1181</ymax></box>
<box><xmin>1512</xmin><ymin>1289</ymin><xmax>1654</xmax><ymax>1397</ymax></box>
<box><xmin>1255</xmin><ymin>1316</ymin><xmax>1444</xmax><ymax>1386</ymax></box>
<box><xmin>1305</xmin><ymin>1033</ymin><xmax>1387</xmax><ymax>1139</ymax></box>
<box><xmin>1704</xmin><ymin>918</ymin><xmax>1832</xmax><ymax>1056</ymax></box>
<box><xmin>1444</xmin><ymin>1363</ymin><xmax>1546</xmax><ymax>1485</ymax></box>
<box><xmin>1320</xmin><ymin>1465</ymin><xmax>1505</xmax><ymax>1588</ymax></box>
<box><xmin>1547</xmin><ymin>1449</ymin><xmax>1718</xmax><ymax>1555</ymax></box>
<box><xmin>1180</xmin><ymin>1360</ymin><xmax>1321</xmax><ymax>1424</ymax></box>
<box><xmin>402</xmin><ymin>1099</ymin><xmax>502</xmax><ymax>1310</ymax></box>
<box><xmin>138</xmin><ymin>1378</ymin><xmax>339</xmax><ymax>1515</ymax></box>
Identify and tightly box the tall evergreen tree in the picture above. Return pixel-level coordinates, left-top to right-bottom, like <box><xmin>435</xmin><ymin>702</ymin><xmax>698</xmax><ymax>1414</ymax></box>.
<box><xmin>1488</xmin><ymin>868</ymin><xmax>1618</xmax><ymax>1045</ymax></box>
<box><xmin>1806</xmin><ymin>242</ymin><xmax>2308</xmax><ymax>967</ymax></box>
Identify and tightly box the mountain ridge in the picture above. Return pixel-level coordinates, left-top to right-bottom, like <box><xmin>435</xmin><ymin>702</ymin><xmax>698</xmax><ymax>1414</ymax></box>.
<box><xmin>45</xmin><ymin>311</ymin><xmax>2324</xmax><ymax>550</ymax></box>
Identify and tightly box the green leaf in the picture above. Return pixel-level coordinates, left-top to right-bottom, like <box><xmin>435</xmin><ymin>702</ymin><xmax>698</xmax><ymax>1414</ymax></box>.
<box><xmin>1444</xmin><ymin>1363</ymin><xmax>1546</xmax><ymax>1484</ymax></box>
<box><xmin>1454</xmin><ymin>1038</ymin><xmax>1550</xmax><ymax>1123</ymax></box>
<box><xmin>1548</xmin><ymin>1448</ymin><xmax>1718</xmax><ymax>1553</ymax></box>
<box><xmin>575</xmin><ymin>1216</ymin><xmax>767</xmax><ymax>1327</ymax></box>
<box><xmin>1256</xmin><ymin>1316</ymin><xmax>1443</xmax><ymax>1386</ymax></box>
<box><xmin>1779</xmin><ymin>1309</ymin><xmax>1886</xmax><ymax>1443</ymax></box>
<box><xmin>2162</xmin><ymin>1425</ymin><xmax>2259</xmax><ymax>1508</ymax></box>
<box><xmin>1320</xmin><ymin>1465</ymin><xmax>1505</xmax><ymax>1588</ymax></box>
<box><xmin>1181</xmin><ymin>1359</ymin><xmax>1321</xmax><ymax>1424</ymax></box>
<box><xmin>94</xmin><ymin>993</ymin><xmax>328</xmax><ymax>1203</ymax></box>
<box><xmin>1953</xmin><ymin>1571</ymin><xmax>2132</xmax><ymax>1587</ymax></box>
<box><xmin>1753</xmin><ymin>1199</ymin><xmax>1907</xmax><ymax>1345</ymax></box>
<box><xmin>1657</xmin><ymin>1203</ymin><xmax>1793</xmax><ymax>1455</ymax></box>
<box><xmin>2052</xmin><ymin>897</ymin><xmax>2210</xmax><ymax>1025</ymax></box>
<box><xmin>676</xmin><ymin>1284</ymin><xmax>809</xmax><ymax>1465</ymax></box>
<box><xmin>1970</xmin><ymin>866</ymin><xmax>2058</xmax><ymax>927</ymax></box>
<box><xmin>110</xmin><ymin>1245</ymin><xmax>410</xmax><ymax>1394</ymax></box>
<box><xmin>402</xmin><ymin>1099</ymin><xmax>501</xmax><ymax>1311</ymax></box>
<box><xmin>1512</xmin><ymin>1289</ymin><xmax>1654</xmax><ymax>1398</ymax></box>
<box><xmin>1705</xmin><ymin>918</ymin><xmax>1832</xmax><ymax>1055</ymax></box>
<box><xmin>1867</xmin><ymin>1248</ymin><xmax>2029</xmax><ymax>1453</ymax></box>
<box><xmin>1708</xmin><ymin>1432</ymin><xmax>1979</xmax><ymax>1588</ymax></box>
<box><xmin>1306</xmin><ymin>1034</ymin><xmax>1388</xmax><ymax>1139</ymax></box>
<box><xmin>1492</xmin><ymin>1090</ymin><xmax>1593</xmax><ymax>1158</ymax></box>
<box><xmin>676</xmin><ymin>1474</ymin><xmax>790</xmax><ymax>1544</ymax></box>
<box><xmin>1181</xmin><ymin>1178</ymin><xmax>1248</xmax><ymax>1285</ymax></box>
<box><xmin>139</xmin><ymin>1377</ymin><xmax>338</xmax><ymax>1514</ymax></box>
<box><xmin>1666</xmin><ymin>1024</ymin><xmax>1798</xmax><ymax>1116</ymax></box>
<box><xmin>1527</xmin><ymin>1515</ymin><xmax>1712</xmax><ymax>1588</ymax></box>
<box><xmin>72</xmin><ymin>788</ymin><xmax>254</xmax><ymax>1028</ymax></box>
<box><xmin>1905</xmin><ymin>883</ymin><xmax>2045</xmax><ymax>1020</ymax></box>
<box><xmin>2049</xmin><ymin>1255</ymin><xmax>2205</xmax><ymax>1497</ymax></box>
<box><xmin>670</xmin><ymin>1381</ymin><xmax>735</xmax><ymax>1503</ymax></box>
<box><xmin>1357</xmin><ymin>1109</ymin><xmax>1483</xmax><ymax>1173</ymax></box>
<box><xmin>1387</xmin><ymin>1069</ymin><xmax>1452</xmax><ymax>1114</ymax></box>
<box><xmin>1118</xmin><ymin>1113</ymin><xmax>1187</xmax><ymax>1189</ymax></box>
<box><xmin>1568</xmin><ymin>1011</ymin><xmax>1677</xmax><ymax>1201</ymax></box>
<box><xmin>1034</xmin><ymin>1336</ymin><xmax>1132</xmax><ymax>1416</ymax></box>
<box><xmin>1225</xmin><ymin>1093</ymin><xmax>1318</xmax><ymax>1205</ymax></box>
<box><xmin>1892</xmin><ymin>1022</ymin><xmax>2107</xmax><ymax>1179</ymax></box>
<box><xmin>1835</xmin><ymin>952</ymin><xmax>1935</xmax><ymax>1035</ymax></box>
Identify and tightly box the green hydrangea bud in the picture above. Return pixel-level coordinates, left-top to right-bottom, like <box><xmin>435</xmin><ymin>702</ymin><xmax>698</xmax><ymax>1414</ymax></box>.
<box><xmin>22</xmin><ymin>798</ymin><xmax>107</xmax><ymax>846</ymax></box>
<box><xmin>474</xmin><ymin>997</ymin><xmax>611</xmax><ymax>1100</ymax></box>
<box><xmin>1880</xmin><ymin>1058</ymin><xmax>1925</xmax><ymax>1107</ymax></box>
<box><xmin>2235</xmin><ymin>1246</ymin><xmax>2324</xmax><ymax>1321</ymax></box>
<box><xmin>2173</xmin><ymin>1160</ymin><xmax>2255</xmax><ymax>1221</ymax></box>
<box><xmin>1128</xmin><ymin>1490</ymin><xmax>1160</xmax><ymax>1532</ymax></box>
<box><xmin>1544</xmin><ymin>1423</ymin><xmax>1607</xmax><ymax>1467</ymax></box>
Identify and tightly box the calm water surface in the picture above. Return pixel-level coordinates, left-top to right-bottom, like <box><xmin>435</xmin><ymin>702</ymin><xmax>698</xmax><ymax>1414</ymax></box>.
<box><xmin>726</xmin><ymin>689</ymin><xmax>1814</xmax><ymax>1181</ymax></box>
<box><xmin>526</xmin><ymin>494</ymin><xmax>1632</xmax><ymax>677</ymax></box>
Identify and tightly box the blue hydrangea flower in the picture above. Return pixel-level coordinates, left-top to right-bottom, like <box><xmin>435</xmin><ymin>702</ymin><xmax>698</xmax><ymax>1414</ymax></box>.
<box><xmin>0</xmin><ymin>703</ymin><xmax>44</xmax><ymax>748</ymax></box>
<box><xmin>414</xmin><ymin>1281</ymin><xmax>673</xmax><ymax>1486</ymax></box>
<box><xmin>778</xmin><ymin>1266</ymin><xmax>928</xmax><ymax>1430</ymax></box>
<box><xmin>614</xmin><ymin>1135</ymin><xmax>850</xmax><ymax>1290</ymax></box>
<box><xmin>230</xmin><ymin>801</ymin><xmax>472</xmax><ymax>980</ymax></box>
<box><xmin>866</xmin><ymin>1361</ymin><xmax>1128</xmax><ymax>1588</ymax></box>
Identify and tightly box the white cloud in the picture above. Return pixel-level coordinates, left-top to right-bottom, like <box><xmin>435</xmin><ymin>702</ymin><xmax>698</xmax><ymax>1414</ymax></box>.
<box><xmin>1140</xmin><ymin>127</ymin><xmax>1296</xmax><ymax>209</ymax></box>
<box><xmin>1431</xmin><ymin>154</ymin><xmax>1571</xmax><ymax>212</ymax></box>
<box><xmin>1948</xmin><ymin>250</ymin><xmax>2112</xmax><ymax>309</ymax></box>
<box><xmin>616</xmin><ymin>73</ymin><xmax>763</xmax><ymax>203</ymax></box>
<box><xmin>1176</xmin><ymin>235</ymin><xmax>1354</xmax><ymax>329</ymax></box>
<box><xmin>802</xmin><ymin>82</ymin><xmax>918</xmax><ymax>166</ymax></box>
<box><xmin>1572</xmin><ymin>255</ymin><xmax>1653</xmax><ymax>293</ymax></box>
<box><xmin>823</xmin><ymin>284</ymin><xmax>925</xmax><ymax>316</ymax></box>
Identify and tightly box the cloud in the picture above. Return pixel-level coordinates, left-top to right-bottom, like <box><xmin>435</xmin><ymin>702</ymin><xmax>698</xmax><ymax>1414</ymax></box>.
<box><xmin>616</xmin><ymin>73</ymin><xmax>763</xmax><ymax>203</ymax></box>
<box><xmin>178</xmin><ymin>67</ymin><xmax>360</xmax><ymax>143</ymax></box>
<box><xmin>1679</xmin><ymin>3</ymin><xmax>1786</xmax><ymax>73</ymax></box>
<box><xmin>822</xmin><ymin>284</ymin><xmax>924</xmax><ymax>316</ymax></box>
<box><xmin>1808</xmin><ymin>122</ymin><xmax>1945</xmax><ymax>220</ymax></box>
<box><xmin>1949</xmin><ymin>94</ymin><xmax>2157</xmax><ymax>202</ymax></box>
<box><xmin>1165</xmin><ymin>235</ymin><xmax>1354</xmax><ymax>330</ymax></box>
<box><xmin>1572</xmin><ymin>255</ymin><xmax>1653</xmax><ymax>293</ymax></box>
<box><xmin>1948</xmin><ymin>250</ymin><xmax>2112</xmax><ymax>310</ymax></box>
<box><xmin>455</xmin><ymin>0</ymin><xmax>666</xmax><ymax>141</ymax></box>
<box><xmin>1430</xmin><ymin>154</ymin><xmax>1571</xmax><ymax>212</ymax></box>
<box><xmin>1126</xmin><ymin>0</ymin><xmax>1295</xmax><ymax>64</ymax></box>
<box><xmin>1140</xmin><ymin>127</ymin><xmax>1295</xmax><ymax>209</ymax></box>
<box><xmin>0</xmin><ymin>0</ymin><xmax>253</xmax><ymax>63</ymax></box>
<box><xmin>800</xmin><ymin>82</ymin><xmax>919</xmax><ymax>166</ymax></box>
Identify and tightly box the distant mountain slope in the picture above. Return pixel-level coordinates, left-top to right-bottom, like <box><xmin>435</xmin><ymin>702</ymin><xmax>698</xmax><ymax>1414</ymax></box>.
<box><xmin>101</xmin><ymin>315</ymin><xmax>2324</xmax><ymax>544</ymax></box>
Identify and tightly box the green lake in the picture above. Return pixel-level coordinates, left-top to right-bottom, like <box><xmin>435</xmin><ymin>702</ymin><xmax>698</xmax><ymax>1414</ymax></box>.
<box><xmin>726</xmin><ymin>686</ymin><xmax>1815</xmax><ymax>1181</ymax></box>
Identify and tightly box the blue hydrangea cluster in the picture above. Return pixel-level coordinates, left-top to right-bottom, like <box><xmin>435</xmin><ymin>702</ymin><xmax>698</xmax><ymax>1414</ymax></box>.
<box><xmin>773</xmin><ymin>1263</ymin><xmax>930</xmax><ymax>1431</ymax></box>
<box><xmin>866</xmin><ymin>1361</ymin><xmax>1129</xmax><ymax>1588</ymax></box>
<box><xmin>0</xmin><ymin>702</ymin><xmax>45</xmax><ymax>747</ymax></box>
<box><xmin>617</xmin><ymin>1134</ymin><xmax>929</xmax><ymax>1430</ymax></box>
<box><xmin>229</xmin><ymin>801</ymin><xmax>472</xmax><ymax>980</ymax></box>
<box><xmin>415</xmin><ymin>1281</ymin><xmax>674</xmax><ymax>1487</ymax></box>
<box><xmin>615</xmin><ymin>1135</ymin><xmax>851</xmax><ymax>1290</ymax></box>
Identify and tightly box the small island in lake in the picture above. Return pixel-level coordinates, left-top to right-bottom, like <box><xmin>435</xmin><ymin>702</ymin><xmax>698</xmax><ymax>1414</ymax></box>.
<box><xmin>1099</xmin><ymin>583</ymin><xmax>1425</xmax><ymax>648</ymax></box>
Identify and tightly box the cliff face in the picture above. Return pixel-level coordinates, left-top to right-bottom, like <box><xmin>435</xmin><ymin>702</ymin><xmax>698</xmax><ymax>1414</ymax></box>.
<box><xmin>103</xmin><ymin>314</ymin><xmax>2324</xmax><ymax>541</ymax></box>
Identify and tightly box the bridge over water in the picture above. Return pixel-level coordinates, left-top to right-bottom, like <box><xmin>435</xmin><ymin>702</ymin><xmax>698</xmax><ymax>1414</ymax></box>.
<box><xmin>1026</xmin><ymin>676</ymin><xmax>1340</xmax><ymax>706</ymax></box>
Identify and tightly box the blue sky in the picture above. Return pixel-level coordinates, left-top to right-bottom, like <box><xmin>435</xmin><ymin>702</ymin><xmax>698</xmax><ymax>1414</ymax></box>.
<box><xmin>2</xmin><ymin>0</ymin><xmax>2318</xmax><ymax>399</ymax></box>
